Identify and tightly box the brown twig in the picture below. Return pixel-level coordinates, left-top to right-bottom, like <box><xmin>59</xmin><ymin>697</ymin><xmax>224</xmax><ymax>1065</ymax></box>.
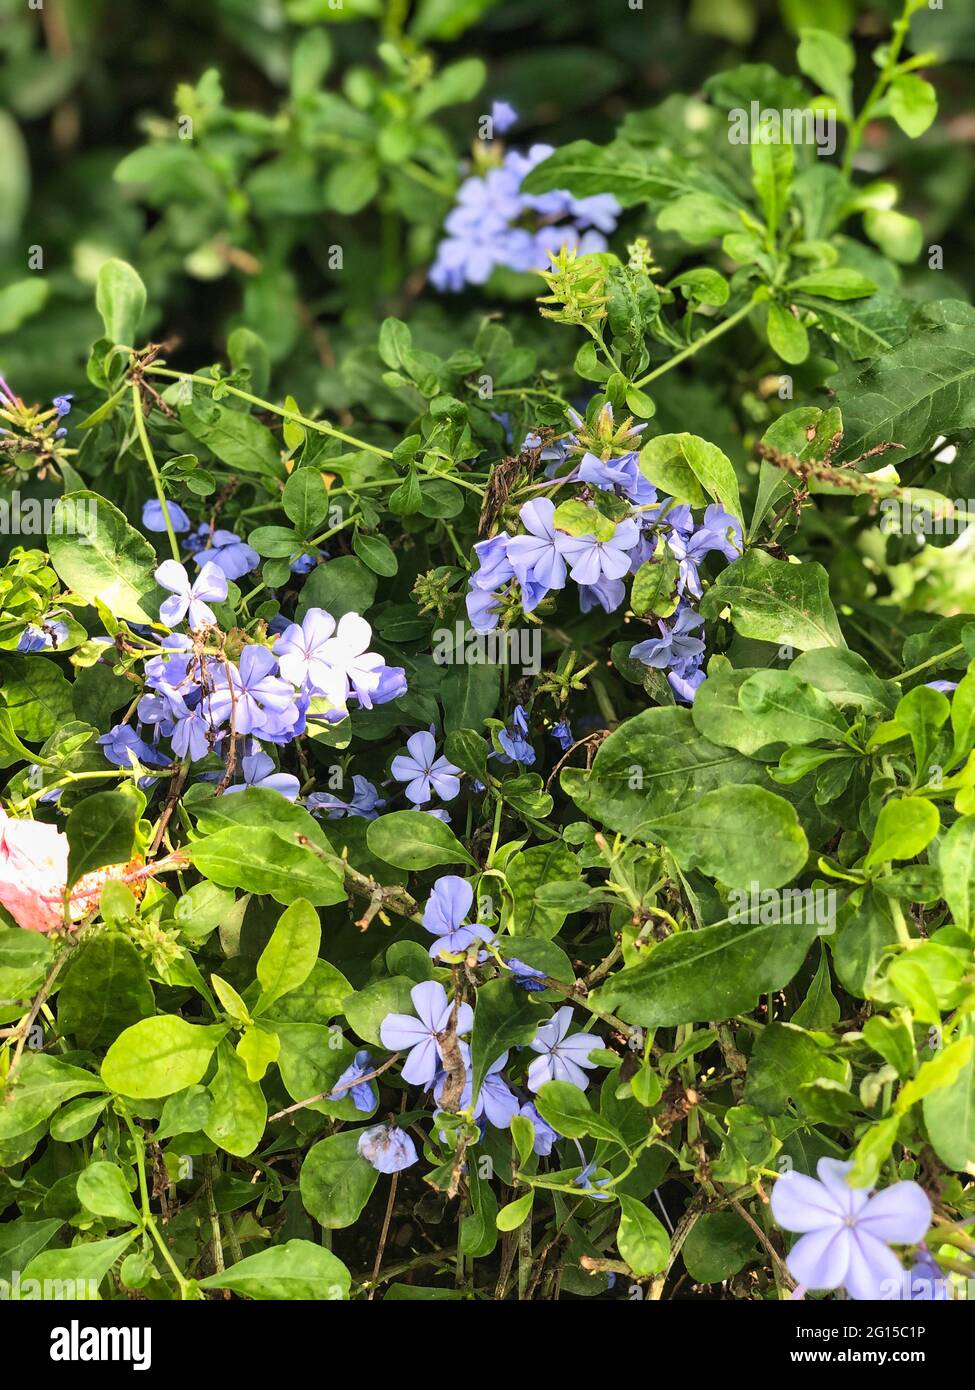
<box><xmin>267</xmin><ymin>1053</ymin><xmax>401</xmax><ymax>1122</ymax></box>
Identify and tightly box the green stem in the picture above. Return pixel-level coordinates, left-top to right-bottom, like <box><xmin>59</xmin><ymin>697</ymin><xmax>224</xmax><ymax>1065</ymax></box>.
<box><xmin>634</xmin><ymin>299</ymin><xmax>757</xmax><ymax>389</ymax></box>
<box><xmin>143</xmin><ymin>367</ymin><xmax>395</xmax><ymax>461</ymax></box>
<box><xmin>895</xmin><ymin>643</ymin><xmax>964</xmax><ymax>682</ymax></box>
<box><xmin>131</xmin><ymin>384</ymin><xmax>180</xmax><ymax>561</ymax></box>
<box><xmin>122</xmin><ymin>1107</ymin><xmax>194</xmax><ymax>1299</ymax></box>
<box><xmin>842</xmin><ymin>0</ymin><xmax>919</xmax><ymax>177</ymax></box>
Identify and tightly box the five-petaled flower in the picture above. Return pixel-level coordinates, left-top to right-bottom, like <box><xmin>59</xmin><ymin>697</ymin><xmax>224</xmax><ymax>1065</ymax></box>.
<box><xmin>390</xmin><ymin>730</ymin><xmax>461</xmax><ymax>806</ymax></box>
<box><xmin>156</xmin><ymin>559</ymin><xmax>228</xmax><ymax>630</ymax></box>
<box><xmin>770</xmin><ymin>1157</ymin><xmax>931</xmax><ymax>1300</ymax></box>
<box><xmin>527</xmin><ymin>1006</ymin><xmax>601</xmax><ymax>1091</ymax></box>
<box><xmin>380</xmin><ymin>981</ymin><xmax>473</xmax><ymax>1086</ymax></box>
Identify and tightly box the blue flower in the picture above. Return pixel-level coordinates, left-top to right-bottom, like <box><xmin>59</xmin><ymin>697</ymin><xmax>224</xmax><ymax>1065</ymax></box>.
<box><xmin>574</xmin><ymin>451</ymin><xmax>656</xmax><ymax>506</ymax></box>
<box><xmin>470</xmin><ymin>532</ymin><xmax>515</xmax><ymax>592</ymax></box>
<box><xmin>142</xmin><ymin>498</ymin><xmax>190</xmax><ymax>534</ymax></box>
<box><xmin>16</xmin><ymin>621</ymin><xmax>68</xmax><ymax>653</ymax></box>
<box><xmin>507</xmin><ymin>498</ymin><xmax>568</xmax><ymax>596</ymax></box>
<box><xmin>308</xmin><ymin>775</ymin><xmax>385</xmax><ymax>820</ymax></box>
<box><xmin>550</xmin><ymin>719</ymin><xmax>574</xmax><ymax>751</ymax></box>
<box><xmin>423</xmin><ymin>875</ymin><xmax>495</xmax><ymax>960</ymax></box>
<box><xmin>559</xmin><ymin>517</ymin><xmax>640</xmax><ymax>587</ymax></box>
<box><xmin>770</xmin><ymin>1157</ymin><xmax>931</xmax><ymax>1300</ymax></box>
<box><xmin>357</xmin><ymin>1123</ymin><xmax>418</xmax><ymax>1174</ymax></box>
<box><xmin>518</xmin><ymin>1102</ymin><xmax>559</xmax><ymax>1156</ymax></box>
<box><xmin>466</xmin><ymin>584</ymin><xmax>503</xmax><ymax>634</ymax></box>
<box><xmin>497</xmin><ymin>703</ymin><xmax>535</xmax><ymax>765</ymax></box>
<box><xmin>209</xmin><ymin>645</ymin><xmax>299</xmax><ymax>739</ymax></box>
<box><xmin>224</xmin><ymin>750</ymin><xmax>300</xmax><ymax>800</ymax></box>
<box><xmin>170</xmin><ymin>704</ymin><xmax>222</xmax><ymax>762</ymax></box>
<box><xmin>327</xmin><ymin>1050</ymin><xmax>375</xmax><ymax>1113</ymax></box>
<box><xmin>380</xmin><ymin>980</ymin><xmax>473</xmax><ymax>1086</ymax></box>
<box><xmin>578</xmin><ymin>576</ymin><xmax>626</xmax><ymax>614</ymax></box>
<box><xmin>52</xmin><ymin>393</ymin><xmax>73</xmax><ymax>417</ymax></box>
<box><xmin>630</xmin><ymin>604</ymin><xmax>705</xmax><ymax>671</ymax></box>
<box><xmin>490</xmin><ymin>100</ymin><xmax>518</xmax><ymax>134</ymax></box>
<box><xmin>506</xmin><ymin>957</ymin><xmax>547</xmax><ymax>992</ymax></box>
<box><xmin>155</xmin><ymin>560</ymin><xmax>227</xmax><ymax>630</ymax></box>
<box><xmin>193</xmin><ymin>529</ymin><xmax>260</xmax><ymax>581</ymax></box>
<box><xmin>527</xmin><ymin>1006</ymin><xmax>601</xmax><ymax>1091</ymax></box>
<box><xmin>98</xmin><ymin>724</ymin><xmax>170</xmax><ymax>769</ymax></box>
<box><xmin>430</xmin><ymin>144</ymin><xmax>620</xmax><ymax>292</ymax></box>
<box><xmin>390</xmin><ymin>730</ymin><xmax>461</xmax><ymax>805</ymax></box>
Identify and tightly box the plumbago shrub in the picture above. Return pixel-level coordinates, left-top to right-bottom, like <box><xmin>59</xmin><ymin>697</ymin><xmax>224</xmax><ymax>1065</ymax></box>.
<box><xmin>2</xmin><ymin>2</ymin><xmax>975</xmax><ymax>1304</ymax></box>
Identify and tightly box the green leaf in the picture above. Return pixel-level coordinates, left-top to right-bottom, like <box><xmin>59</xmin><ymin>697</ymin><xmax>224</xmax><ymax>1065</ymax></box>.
<box><xmin>441</xmin><ymin>661</ymin><xmax>501</xmax><ymax>735</ymax></box>
<box><xmin>788</xmin><ymin>268</ymin><xmax>877</xmax><ymax>300</ymax></box>
<box><xmin>645</xmin><ymin>785</ymin><xmax>809</xmax><ymax>890</ymax></box>
<box><xmin>561</xmin><ymin>706</ymin><xmax>765</xmax><ymax>836</ymax></box>
<box><xmin>767</xmin><ymin>301</ymin><xmax>809</xmax><ymax>364</ymax></box>
<box><xmin>631</xmin><ymin>551</ymin><xmax>680</xmax><ymax>618</ymax></box>
<box><xmin>300</xmin><ymin>1129</ymin><xmax>379</xmax><ymax>1229</ymax></box>
<box><xmin>188</xmin><ymin>827</ymin><xmax>345</xmax><ymax>906</ymax></box>
<box><xmin>352</xmin><ymin>530</ymin><xmax>398</xmax><ymax>577</ymax></box>
<box><xmin>533</xmin><ymin>1080</ymin><xmax>620</xmax><ymax>1142</ymax></box>
<box><xmin>296</xmin><ymin>555</ymin><xmax>377</xmax><ymax>621</ymax></box>
<box><xmin>940</xmin><ymin>814</ymin><xmax>975</xmax><ymax>933</ymax></box>
<box><xmin>737</xmin><ymin>670</ymin><xmax>848</xmax><ymax>745</ymax></box>
<box><xmin>192</xmin><ymin>786</ymin><xmax>331</xmax><ymax>851</ymax></box>
<box><xmin>496</xmin><ymin>1191</ymin><xmax>534</xmax><ymax>1232</ymax></box>
<box><xmin>65</xmin><ymin>791</ymin><xmax>137</xmax><ymax>887</ymax></box>
<box><xmin>343</xmin><ymin>977</ymin><xmax>416</xmax><ymax>1047</ymax></box>
<box><xmin>589</xmin><ymin>918</ymin><xmax>820</xmax><ymax>1027</ymax></box>
<box><xmin>923</xmin><ymin>1017</ymin><xmax>975</xmax><ymax>1171</ymax></box>
<box><xmin>0</xmin><ymin>1219</ymin><xmax>64</xmax><ymax>1283</ymax></box>
<box><xmin>751</xmin><ymin>137</ymin><xmax>793</xmax><ymax>237</ymax></box>
<box><xmin>889</xmin><ymin>73</ymin><xmax>937</xmax><ymax>139</ymax></box>
<box><xmin>896</xmin><ymin>1036</ymin><xmax>973</xmax><ymax>1115</ymax></box>
<box><xmin>0</xmin><ymin>655</ymin><xmax>73</xmax><ymax>741</ymax></box>
<box><xmin>617</xmin><ymin>1195</ymin><xmax>670</xmax><ymax>1276</ymax></box>
<box><xmin>76</xmin><ymin>1162</ymin><xmax>141</xmax><ymax>1226</ymax></box>
<box><xmin>204</xmin><ymin>1041</ymin><xmax>267</xmax><ymax>1157</ymax></box>
<box><xmin>0</xmin><ymin>1054</ymin><xmax>105</xmax><ymax>1142</ymax></box>
<box><xmin>57</xmin><ymin>934</ymin><xmax>155</xmax><ymax>1049</ymax></box>
<box><xmin>797</xmin><ymin>28</ymin><xmax>853</xmax><ymax>116</ymax></box>
<box><xmin>47</xmin><ymin>492</ymin><xmax>163</xmax><ymax>623</ymax></box>
<box><xmin>520</xmin><ymin>139</ymin><xmax>677</xmax><ymax>207</ymax></box>
<box><xmin>178</xmin><ymin>399</ymin><xmax>283</xmax><ymax>478</ymax></box>
<box><xmin>95</xmin><ymin>259</ymin><xmax>146</xmax><ymax>344</ymax></box>
<box><xmin>199</xmin><ymin>1240</ymin><xmax>351</xmax><ymax>1300</ymax></box>
<box><xmin>682</xmin><ymin>1212</ymin><xmax>756</xmax><ymax>1282</ymax></box>
<box><xmin>638</xmin><ymin>432</ymin><xmax>742</xmax><ymax>520</ymax></box>
<box><xmin>864</xmin><ymin>798</ymin><xmax>939</xmax><ymax>869</ymax></box>
<box><xmin>256</xmin><ymin>898</ymin><xmax>321</xmax><ymax>1012</ymax></box>
<box><xmin>700</xmin><ymin>550</ymin><xmax>845</xmax><ymax>649</ymax></box>
<box><xmin>282</xmin><ymin>469</ymin><xmax>329</xmax><ymax>533</ymax></box>
<box><xmin>834</xmin><ymin>301</ymin><xmax>975</xmax><ymax>464</ymax></box>
<box><xmin>366</xmin><ymin>811</ymin><xmax>476</xmax><ymax>870</ymax></box>
<box><xmin>470</xmin><ymin>978</ymin><xmax>541</xmax><ymax>1096</ymax></box>
<box><xmin>0</xmin><ymin>705</ymin><xmax>42</xmax><ymax>768</ymax></box>
<box><xmin>101</xmin><ymin>1017</ymin><xmax>227</xmax><ymax>1099</ymax></box>
<box><xmin>23</xmin><ymin>1232</ymin><xmax>137</xmax><ymax>1294</ymax></box>
<box><xmin>276</xmin><ymin>1025</ymin><xmax>373</xmax><ymax>1119</ymax></box>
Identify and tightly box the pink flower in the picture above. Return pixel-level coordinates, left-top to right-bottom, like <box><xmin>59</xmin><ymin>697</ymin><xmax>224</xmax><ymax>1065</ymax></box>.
<box><xmin>0</xmin><ymin>808</ymin><xmax>117</xmax><ymax>933</ymax></box>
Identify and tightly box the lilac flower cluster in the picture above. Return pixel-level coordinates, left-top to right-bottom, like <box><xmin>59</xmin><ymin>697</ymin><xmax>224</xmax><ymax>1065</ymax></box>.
<box><xmin>430</xmin><ymin>111</ymin><xmax>621</xmax><ymax>292</ymax></box>
<box><xmin>97</xmin><ymin>561</ymin><xmax>406</xmax><ymax>797</ymax></box>
<box><xmin>465</xmin><ymin>412</ymin><xmax>743</xmax><ymax>703</ymax></box>
<box><xmin>143</xmin><ymin>502</ymin><xmax>262</xmax><ymax>581</ymax></box>
<box><xmin>354</xmin><ymin>892</ymin><xmax>603</xmax><ymax>1173</ymax></box>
